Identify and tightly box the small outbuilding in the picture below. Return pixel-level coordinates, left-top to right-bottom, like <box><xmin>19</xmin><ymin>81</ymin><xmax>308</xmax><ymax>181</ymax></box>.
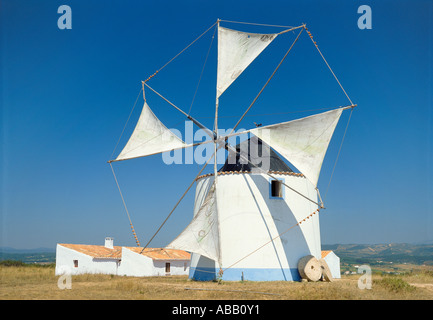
<box><xmin>321</xmin><ymin>250</ymin><xmax>341</xmax><ymax>279</ymax></box>
<box><xmin>55</xmin><ymin>237</ymin><xmax>190</xmax><ymax>277</ymax></box>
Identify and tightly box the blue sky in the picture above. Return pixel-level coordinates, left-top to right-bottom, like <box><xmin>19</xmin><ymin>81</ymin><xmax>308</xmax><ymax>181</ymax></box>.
<box><xmin>1</xmin><ymin>0</ymin><xmax>432</xmax><ymax>249</ymax></box>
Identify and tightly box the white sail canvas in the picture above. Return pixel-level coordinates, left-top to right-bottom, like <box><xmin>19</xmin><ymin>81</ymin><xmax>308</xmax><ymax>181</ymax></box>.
<box><xmin>115</xmin><ymin>101</ymin><xmax>187</xmax><ymax>161</ymax></box>
<box><xmin>217</xmin><ymin>26</ymin><xmax>278</xmax><ymax>98</ymax></box>
<box><xmin>166</xmin><ymin>182</ymin><xmax>220</xmax><ymax>263</ymax></box>
<box><xmin>250</xmin><ymin>108</ymin><xmax>344</xmax><ymax>187</ymax></box>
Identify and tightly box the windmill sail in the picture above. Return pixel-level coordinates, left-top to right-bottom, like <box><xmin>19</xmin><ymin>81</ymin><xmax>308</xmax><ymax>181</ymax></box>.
<box><xmin>166</xmin><ymin>182</ymin><xmax>220</xmax><ymax>263</ymax></box>
<box><xmin>217</xmin><ymin>26</ymin><xmax>278</xmax><ymax>98</ymax></box>
<box><xmin>250</xmin><ymin>107</ymin><xmax>344</xmax><ymax>187</ymax></box>
<box><xmin>115</xmin><ymin>101</ymin><xmax>188</xmax><ymax>161</ymax></box>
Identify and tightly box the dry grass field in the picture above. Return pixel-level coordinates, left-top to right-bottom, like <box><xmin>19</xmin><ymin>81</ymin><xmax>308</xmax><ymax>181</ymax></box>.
<box><xmin>1</xmin><ymin>264</ymin><xmax>433</xmax><ymax>301</ymax></box>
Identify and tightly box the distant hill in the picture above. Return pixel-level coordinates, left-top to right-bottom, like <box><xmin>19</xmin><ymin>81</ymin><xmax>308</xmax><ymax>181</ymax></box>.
<box><xmin>322</xmin><ymin>243</ymin><xmax>433</xmax><ymax>266</ymax></box>
<box><xmin>0</xmin><ymin>247</ymin><xmax>56</xmax><ymax>264</ymax></box>
<box><xmin>1</xmin><ymin>244</ymin><xmax>432</xmax><ymax>266</ymax></box>
<box><xmin>0</xmin><ymin>247</ymin><xmax>55</xmax><ymax>253</ymax></box>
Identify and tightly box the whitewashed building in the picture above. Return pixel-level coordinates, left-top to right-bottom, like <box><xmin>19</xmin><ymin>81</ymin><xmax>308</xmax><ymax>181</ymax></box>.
<box><xmin>321</xmin><ymin>250</ymin><xmax>341</xmax><ymax>279</ymax></box>
<box><xmin>55</xmin><ymin>237</ymin><xmax>190</xmax><ymax>277</ymax></box>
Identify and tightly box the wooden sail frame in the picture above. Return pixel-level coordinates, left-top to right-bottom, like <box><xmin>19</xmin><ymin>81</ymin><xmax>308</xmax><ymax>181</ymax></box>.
<box><xmin>108</xmin><ymin>19</ymin><xmax>356</xmax><ymax>270</ymax></box>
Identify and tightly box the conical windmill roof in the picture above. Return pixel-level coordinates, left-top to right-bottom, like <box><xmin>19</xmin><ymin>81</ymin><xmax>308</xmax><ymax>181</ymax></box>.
<box><xmin>219</xmin><ymin>136</ymin><xmax>293</xmax><ymax>173</ymax></box>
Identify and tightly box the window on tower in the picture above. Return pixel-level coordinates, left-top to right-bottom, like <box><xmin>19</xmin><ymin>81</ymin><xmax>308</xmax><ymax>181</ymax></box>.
<box><xmin>270</xmin><ymin>179</ymin><xmax>283</xmax><ymax>198</ymax></box>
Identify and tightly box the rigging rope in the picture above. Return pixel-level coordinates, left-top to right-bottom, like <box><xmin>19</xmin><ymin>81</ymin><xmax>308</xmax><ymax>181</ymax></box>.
<box><xmin>304</xmin><ymin>26</ymin><xmax>354</xmax><ymax>106</ymax></box>
<box><xmin>230</xmin><ymin>27</ymin><xmax>305</xmax><ymax>134</ymax></box>
<box><xmin>108</xmin><ymin>118</ymin><xmax>186</xmax><ymax>163</ymax></box>
<box><xmin>143</xmin><ymin>21</ymin><xmax>218</xmax><ymax>83</ymax></box>
<box><xmin>324</xmin><ymin>106</ymin><xmax>355</xmax><ymax>200</ymax></box>
<box><xmin>193</xmin><ymin>106</ymin><xmax>342</xmax><ymax>119</ymax></box>
<box><xmin>224</xmin><ymin>143</ymin><xmax>320</xmax><ymax>206</ymax></box>
<box><xmin>302</xmin><ymin>27</ymin><xmax>356</xmax><ymax>201</ymax></box>
<box><xmin>109</xmin><ymin>163</ymin><xmax>141</xmax><ymax>246</ymax></box>
<box><xmin>143</xmin><ymin>82</ymin><xmax>215</xmax><ymax>140</ymax></box>
<box><xmin>188</xmin><ymin>23</ymin><xmax>217</xmax><ymax>116</ymax></box>
<box><xmin>140</xmin><ymin>150</ymin><xmax>217</xmax><ymax>253</ymax></box>
<box><xmin>222</xmin><ymin>208</ymin><xmax>321</xmax><ymax>274</ymax></box>
<box><xmin>108</xmin><ymin>21</ymin><xmax>218</xmax><ymax>245</ymax></box>
<box><xmin>109</xmin><ymin>88</ymin><xmax>143</xmax><ymax>160</ymax></box>
<box><xmin>219</xmin><ymin>19</ymin><xmax>296</xmax><ymax>29</ymax></box>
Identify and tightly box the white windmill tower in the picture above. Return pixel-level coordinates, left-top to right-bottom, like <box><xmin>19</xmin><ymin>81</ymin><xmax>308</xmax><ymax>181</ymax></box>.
<box><xmin>108</xmin><ymin>19</ymin><xmax>356</xmax><ymax>281</ymax></box>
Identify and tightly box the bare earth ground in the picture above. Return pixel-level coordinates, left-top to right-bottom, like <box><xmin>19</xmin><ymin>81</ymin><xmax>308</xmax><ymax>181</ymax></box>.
<box><xmin>1</xmin><ymin>266</ymin><xmax>432</xmax><ymax>300</ymax></box>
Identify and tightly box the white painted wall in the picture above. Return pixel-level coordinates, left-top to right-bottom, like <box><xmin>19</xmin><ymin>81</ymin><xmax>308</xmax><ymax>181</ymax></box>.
<box><xmin>55</xmin><ymin>245</ymin><xmax>190</xmax><ymax>277</ymax></box>
<box><xmin>191</xmin><ymin>173</ymin><xmax>321</xmax><ymax>279</ymax></box>
<box><xmin>118</xmin><ymin>248</ymin><xmax>190</xmax><ymax>277</ymax></box>
<box><xmin>323</xmin><ymin>251</ymin><xmax>341</xmax><ymax>279</ymax></box>
<box><xmin>153</xmin><ymin>259</ymin><xmax>190</xmax><ymax>276</ymax></box>
<box><xmin>55</xmin><ymin>244</ymin><xmax>119</xmax><ymax>276</ymax></box>
<box><xmin>117</xmin><ymin>247</ymin><xmax>155</xmax><ymax>277</ymax></box>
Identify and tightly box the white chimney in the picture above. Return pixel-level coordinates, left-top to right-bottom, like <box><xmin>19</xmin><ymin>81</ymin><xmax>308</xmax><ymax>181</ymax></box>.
<box><xmin>105</xmin><ymin>237</ymin><xmax>114</xmax><ymax>249</ymax></box>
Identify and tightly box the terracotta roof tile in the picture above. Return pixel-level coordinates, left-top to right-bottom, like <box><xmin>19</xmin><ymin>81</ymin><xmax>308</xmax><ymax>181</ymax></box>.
<box><xmin>128</xmin><ymin>247</ymin><xmax>191</xmax><ymax>260</ymax></box>
<box><xmin>59</xmin><ymin>244</ymin><xmax>123</xmax><ymax>259</ymax></box>
<box><xmin>196</xmin><ymin>170</ymin><xmax>304</xmax><ymax>181</ymax></box>
<box><xmin>321</xmin><ymin>250</ymin><xmax>332</xmax><ymax>258</ymax></box>
<box><xmin>59</xmin><ymin>244</ymin><xmax>190</xmax><ymax>261</ymax></box>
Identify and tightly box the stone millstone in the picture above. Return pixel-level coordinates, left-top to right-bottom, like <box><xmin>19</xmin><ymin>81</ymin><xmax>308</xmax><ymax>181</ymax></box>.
<box><xmin>319</xmin><ymin>258</ymin><xmax>334</xmax><ymax>282</ymax></box>
<box><xmin>297</xmin><ymin>255</ymin><xmax>322</xmax><ymax>282</ymax></box>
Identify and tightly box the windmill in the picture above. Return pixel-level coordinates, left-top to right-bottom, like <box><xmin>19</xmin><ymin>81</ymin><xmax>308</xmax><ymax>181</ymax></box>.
<box><xmin>108</xmin><ymin>19</ymin><xmax>356</xmax><ymax>281</ymax></box>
